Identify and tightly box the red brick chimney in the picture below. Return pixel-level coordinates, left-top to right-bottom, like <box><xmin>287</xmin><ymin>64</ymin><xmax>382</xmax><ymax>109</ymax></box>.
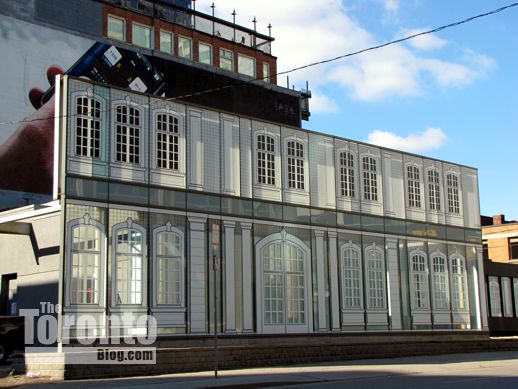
<box><xmin>493</xmin><ymin>214</ymin><xmax>506</xmax><ymax>225</ymax></box>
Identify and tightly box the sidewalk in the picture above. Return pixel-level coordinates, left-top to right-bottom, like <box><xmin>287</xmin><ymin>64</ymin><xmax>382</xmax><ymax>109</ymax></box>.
<box><xmin>5</xmin><ymin>351</ymin><xmax>518</xmax><ymax>388</ymax></box>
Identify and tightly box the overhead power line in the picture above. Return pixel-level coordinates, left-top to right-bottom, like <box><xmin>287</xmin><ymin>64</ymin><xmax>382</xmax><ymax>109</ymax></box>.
<box><xmin>0</xmin><ymin>2</ymin><xmax>517</xmax><ymax>127</ymax></box>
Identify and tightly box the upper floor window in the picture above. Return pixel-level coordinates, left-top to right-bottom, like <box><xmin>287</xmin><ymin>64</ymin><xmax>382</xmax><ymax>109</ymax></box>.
<box><xmin>155</xmin><ymin>112</ymin><xmax>180</xmax><ymax>170</ymax></box>
<box><xmin>263</xmin><ymin>62</ymin><xmax>270</xmax><ymax>82</ymax></box>
<box><xmin>427</xmin><ymin>169</ymin><xmax>441</xmax><ymax>211</ymax></box>
<box><xmin>107</xmin><ymin>15</ymin><xmax>125</xmax><ymax>41</ymax></box>
<box><xmin>113</xmin><ymin>219</ymin><xmax>145</xmax><ymax>305</ymax></box>
<box><xmin>115</xmin><ymin>104</ymin><xmax>141</xmax><ymax>164</ymax></box>
<box><xmin>339</xmin><ymin>151</ymin><xmax>355</xmax><ymax>198</ymax></box>
<box><xmin>446</xmin><ymin>173</ymin><xmax>460</xmax><ymax>214</ymax></box>
<box><xmin>257</xmin><ymin>134</ymin><xmax>275</xmax><ymax>185</ymax></box>
<box><xmin>411</xmin><ymin>251</ymin><xmax>429</xmax><ymax>310</ymax></box>
<box><xmin>450</xmin><ymin>255</ymin><xmax>468</xmax><ymax>310</ymax></box>
<box><xmin>286</xmin><ymin>140</ymin><xmax>305</xmax><ymax>190</ymax></box>
<box><xmin>362</xmin><ymin>156</ymin><xmax>378</xmax><ymax>201</ymax></box>
<box><xmin>431</xmin><ymin>254</ymin><xmax>449</xmax><ymax>310</ymax></box>
<box><xmin>159</xmin><ymin>30</ymin><xmax>173</xmax><ymax>54</ymax></box>
<box><xmin>407</xmin><ymin>165</ymin><xmax>421</xmax><ymax>208</ymax></box>
<box><xmin>238</xmin><ymin>54</ymin><xmax>256</xmax><ymax>77</ymax></box>
<box><xmin>132</xmin><ymin>23</ymin><xmax>151</xmax><ymax>48</ymax></box>
<box><xmin>509</xmin><ymin>238</ymin><xmax>518</xmax><ymax>260</ymax></box>
<box><xmin>199</xmin><ymin>42</ymin><xmax>213</xmax><ymax>65</ymax></box>
<box><xmin>68</xmin><ymin>215</ymin><xmax>104</xmax><ymax>305</ymax></box>
<box><xmin>178</xmin><ymin>36</ymin><xmax>192</xmax><ymax>60</ymax></box>
<box><xmin>342</xmin><ymin>242</ymin><xmax>362</xmax><ymax>309</ymax></box>
<box><xmin>365</xmin><ymin>244</ymin><xmax>385</xmax><ymax>309</ymax></box>
<box><xmin>154</xmin><ymin>223</ymin><xmax>184</xmax><ymax>306</ymax></box>
<box><xmin>75</xmin><ymin>96</ymin><xmax>101</xmax><ymax>158</ymax></box>
<box><xmin>219</xmin><ymin>48</ymin><xmax>233</xmax><ymax>71</ymax></box>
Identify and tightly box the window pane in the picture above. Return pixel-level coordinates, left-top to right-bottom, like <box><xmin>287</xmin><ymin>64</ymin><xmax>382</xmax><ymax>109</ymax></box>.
<box><xmin>238</xmin><ymin>55</ymin><xmax>255</xmax><ymax>77</ymax></box>
<box><xmin>108</xmin><ymin>16</ymin><xmax>125</xmax><ymax>41</ymax></box>
<box><xmin>263</xmin><ymin>62</ymin><xmax>270</xmax><ymax>82</ymax></box>
<box><xmin>178</xmin><ymin>36</ymin><xmax>192</xmax><ymax>59</ymax></box>
<box><xmin>199</xmin><ymin>43</ymin><xmax>212</xmax><ymax>65</ymax></box>
<box><xmin>132</xmin><ymin>23</ymin><xmax>151</xmax><ymax>48</ymax></box>
<box><xmin>219</xmin><ymin>48</ymin><xmax>233</xmax><ymax>71</ymax></box>
<box><xmin>160</xmin><ymin>30</ymin><xmax>173</xmax><ymax>54</ymax></box>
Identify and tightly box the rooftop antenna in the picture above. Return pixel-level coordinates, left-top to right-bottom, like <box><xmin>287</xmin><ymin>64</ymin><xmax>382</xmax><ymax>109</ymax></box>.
<box><xmin>211</xmin><ymin>3</ymin><xmax>215</xmax><ymax>35</ymax></box>
<box><xmin>192</xmin><ymin>0</ymin><xmax>196</xmax><ymax>11</ymax></box>
<box><xmin>267</xmin><ymin>23</ymin><xmax>272</xmax><ymax>37</ymax></box>
<box><xmin>286</xmin><ymin>76</ymin><xmax>289</xmax><ymax>88</ymax></box>
<box><xmin>252</xmin><ymin>16</ymin><xmax>257</xmax><ymax>32</ymax></box>
<box><xmin>232</xmin><ymin>9</ymin><xmax>236</xmax><ymax>41</ymax></box>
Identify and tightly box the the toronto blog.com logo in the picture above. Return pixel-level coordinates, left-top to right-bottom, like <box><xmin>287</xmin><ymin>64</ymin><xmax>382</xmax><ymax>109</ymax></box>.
<box><xmin>20</xmin><ymin>302</ymin><xmax>157</xmax><ymax>365</ymax></box>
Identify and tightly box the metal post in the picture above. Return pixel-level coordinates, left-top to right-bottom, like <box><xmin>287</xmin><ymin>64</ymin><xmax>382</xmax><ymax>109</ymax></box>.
<box><xmin>213</xmin><ymin>254</ymin><xmax>218</xmax><ymax>378</ymax></box>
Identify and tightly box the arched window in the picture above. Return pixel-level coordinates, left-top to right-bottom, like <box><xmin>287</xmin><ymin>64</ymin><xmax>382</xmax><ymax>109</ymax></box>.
<box><xmin>155</xmin><ymin>112</ymin><xmax>180</xmax><ymax>170</ymax></box>
<box><xmin>68</xmin><ymin>214</ymin><xmax>104</xmax><ymax>305</ymax></box>
<box><xmin>256</xmin><ymin>230</ymin><xmax>311</xmax><ymax>333</ymax></box>
<box><xmin>446</xmin><ymin>173</ymin><xmax>460</xmax><ymax>214</ymax></box>
<box><xmin>410</xmin><ymin>250</ymin><xmax>429</xmax><ymax>309</ymax></box>
<box><xmin>75</xmin><ymin>96</ymin><xmax>101</xmax><ymax>158</ymax></box>
<box><xmin>339</xmin><ymin>151</ymin><xmax>355</xmax><ymax>198</ymax></box>
<box><xmin>153</xmin><ymin>222</ymin><xmax>184</xmax><ymax>306</ymax></box>
<box><xmin>450</xmin><ymin>255</ymin><xmax>468</xmax><ymax>310</ymax></box>
<box><xmin>113</xmin><ymin>218</ymin><xmax>145</xmax><ymax>305</ymax></box>
<box><xmin>365</xmin><ymin>244</ymin><xmax>385</xmax><ymax>309</ymax></box>
<box><xmin>431</xmin><ymin>252</ymin><xmax>449</xmax><ymax>310</ymax></box>
<box><xmin>427</xmin><ymin>169</ymin><xmax>441</xmax><ymax>211</ymax></box>
<box><xmin>257</xmin><ymin>134</ymin><xmax>276</xmax><ymax>185</ymax></box>
<box><xmin>407</xmin><ymin>165</ymin><xmax>421</xmax><ymax>208</ymax></box>
<box><xmin>286</xmin><ymin>140</ymin><xmax>305</xmax><ymax>190</ymax></box>
<box><xmin>341</xmin><ymin>242</ymin><xmax>362</xmax><ymax>309</ymax></box>
<box><xmin>362</xmin><ymin>156</ymin><xmax>378</xmax><ymax>201</ymax></box>
<box><xmin>115</xmin><ymin>104</ymin><xmax>141</xmax><ymax>164</ymax></box>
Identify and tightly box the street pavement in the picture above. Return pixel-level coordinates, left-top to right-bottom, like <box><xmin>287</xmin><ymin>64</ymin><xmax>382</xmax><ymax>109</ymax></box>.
<box><xmin>5</xmin><ymin>351</ymin><xmax>518</xmax><ymax>388</ymax></box>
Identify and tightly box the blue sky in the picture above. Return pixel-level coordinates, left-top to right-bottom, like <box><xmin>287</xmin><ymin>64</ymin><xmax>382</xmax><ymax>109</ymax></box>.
<box><xmin>200</xmin><ymin>0</ymin><xmax>518</xmax><ymax>220</ymax></box>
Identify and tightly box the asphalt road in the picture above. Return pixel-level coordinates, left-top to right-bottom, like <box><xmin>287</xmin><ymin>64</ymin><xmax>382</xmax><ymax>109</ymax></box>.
<box><xmin>4</xmin><ymin>351</ymin><xmax>518</xmax><ymax>388</ymax></box>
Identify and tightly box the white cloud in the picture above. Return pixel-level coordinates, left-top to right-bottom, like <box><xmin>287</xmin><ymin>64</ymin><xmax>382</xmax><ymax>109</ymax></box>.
<box><xmin>366</xmin><ymin>127</ymin><xmax>447</xmax><ymax>152</ymax></box>
<box><xmin>310</xmin><ymin>91</ymin><xmax>339</xmax><ymax>114</ymax></box>
<box><xmin>399</xmin><ymin>28</ymin><xmax>448</xmax><ymax>51</ymax></box>
<box><xmin>198</xmin><ymin>1</ymin><xmax>496</xmax><ymax>104</ymax></box>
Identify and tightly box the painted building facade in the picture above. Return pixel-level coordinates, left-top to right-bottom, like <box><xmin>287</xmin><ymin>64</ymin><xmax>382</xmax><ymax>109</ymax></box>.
<box><xmin>51</xmin><ymin>76</ymin><xmax>487</xmax><ymax>339</ymax></box>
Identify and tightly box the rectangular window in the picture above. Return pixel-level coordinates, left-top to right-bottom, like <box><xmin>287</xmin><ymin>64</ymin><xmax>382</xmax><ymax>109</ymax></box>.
<box><xmin>510</xmin><ymin>238</ymin><xmax>518</xmax><ymax>260</ymax></box>
<box><xmin>198</xmin><ymin>42</ymin><xmax>213</xmax><ymax>65</ymax></box>
<box><xmin>339</xmin><ymin>151</ymin><xmax>355</xmax><ymax>197</ymax></box>
<box><xmin>115</xmin><ymin>105</ymin><xmax>141</xmax><ymax>164</ymax></box>
<box><xmin>257</xmin><ymin>134</ymin><xmax>276</xmax><ymax>185</ymax></box>
<box><xmin>488</xmin><ymin>276</ymin><xmax>502</xmax><ymax>317</ymax></box>
<box><xmin>238</xmin><ymin>54</ymin><xmax>256</xmax><ymax>77</ymax></box>
<box><xmin>427</xmin><ymin>169</ymin><xmax>441</xmax><ymax>211</ymax></box>
<box><xmin>362</xmin><ymin>156</ymin><xmax>378</xmax><ymax>201</ymax></box>
<box><xmin>446</xmin><ymin>173</ymin><xmax>460</xmax><ymax>214</ymax></box>
<box><xmin>263</xmin><ymin>62</ymin><xmax>270</xmax><ymax>82</ymax></box>
<box><xmin>287</xmin><ymin>141</ymin><xmax>304</xmax><ymax>190</ymax></box>
<box><xmin>432</xmin><ymin>255</ymin><xmax>449</xmax><ymax>309</ymax></box>
<box><xmin>160</xmin><ymin>30</ymin><xmax>173</xmax><ymax>54</ymax></box>
<box><xmin>75</xmin><ymin>97</ymin><xmax>101</xmax><ymax>158</ymax></box>
<box><xmin>156</xmin><ymin>113</ymin><xmax>179</xmax><ymax>170</ymax></box>
<box><xmin>219</xmin><ymin>48</ymin><xmax>233</xmax><ymax>71</ymax></box>
<box><xmin>132</xmin><ymin>23</ymin><xmax>151</xmax><ymax>48</ymax></box>
<box><xmin>513</xmin><ymin>278</ymin><xmax>518</xmax><ymax>317</ymax></box>
<box><xmin>407</xmin><ymin>165</ymin><xmax>421</xmax><ymax>208</ymax></box>
<box><xmin>107</xmin><ymin>15</ymin><xmax>125</xmax><ymax>41</ymax></box>
<box><xmin>178</xmin><ymin>36</ymin><xmax>192</xmax><ymax>59</ymax></box>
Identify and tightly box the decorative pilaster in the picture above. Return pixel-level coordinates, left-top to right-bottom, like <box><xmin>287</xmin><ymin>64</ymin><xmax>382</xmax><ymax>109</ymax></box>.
<box><xmin>386</xmin><ymin>237</ymin><xmax>402</xmax><ymax>330</ymax></box>
<box><xmin>224</xmin><ymin>220</ymin><xmax>236</xmax><ymax>332</ymax></box>
<box><xmin>188</xmin><ymin>216</ymin><xmax>207</xmax><ymax>333</ymax></box>
<box><xmin>328</xmin><ymin>231</ymin><xmax>340</xmax><ymax>331</ymax></box>
<box><xmin>315</xmin><ymin>230</ymin><xmax>327</xmax><ymax>331</ymax></box>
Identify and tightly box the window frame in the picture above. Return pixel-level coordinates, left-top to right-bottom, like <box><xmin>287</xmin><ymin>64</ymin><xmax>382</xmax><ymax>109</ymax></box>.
<box><xmin>365</xmin><ymin>243</ymin><xmax>386</xmax><ymax>309</ymax></box>
<box><xmin>430</xmin><ymin>251</ymin><xmax>450</xmax><ymax>310</ymax></box>
<box><xmin>406</xmin><ymin>164</ymin><xmax>422</xmax><ymax>208</ymax></box>
<box><xmin>361</xmin><ymin>155</ymin><xmax>379</xmax><ymax>202</ymax></box>
<box><xmin>111</xmin><ymin>218</ymin><xmax>146</xmax><ymax>306</ymax></box>
<box><xmin>198</xmin><ymin>42</ymin><xmax>213</xmax><ymax>65</ymax></box>
<box><xmin>153</xmin><ymin>109</ymin><xmax>182</xmax><ymax>171</ymax></box>
<box><xmin>132</xmin><ymin>22</ymin><xmax>152</xmax><ymax>49</ymax></box>
<box><xmin>73</xmin><ymin>94</ymin><xmax>102</xmax><ymax>159</ymax></box>
<box><xmin>152</xmin><ymin>222</ymin><xmax>185</xmax><ymax>308</ymax></box>
<box><xmin>450</xmin><ymin>254</ymin><xmax>469</xmax><ymax>310</ymax></box>
<box><xmin>237</xmin><ymin>53</ymin><xmax>256</xmax><ymax>77</ymax></box>
<box><xmin>488</xmin><ymin>276</ymin><xmax>502</xmax><ymax>317</ymax></box>
<box><xmin>427</xmin><ymin>168</ymin><xmax>441</xmax><ymax>212</ymax></box>
<box><xmin>112</xmin><ymin>101</ymin><xmax>143</xmax><ymax>166</ymax></box>
<box><xmin>255</xmin><ymin>131</ymin><xmax>278</xmax><ymax>187</ymax></box>
<box><xmin>107</xmin><ymin>15</ymin><xmax>125</xmax><ymax>42</ymax></box>
<box><xmin>263</xmin><ymin>62</ymin><xmax>270</xmax><ymax>83</ymax></box>
<box><xmin>446</xmin><ymin>172</ymin><xmax>461</xmax><ymax>214</ymax></box>
<box><xmin>410</xmin><ymin>250</ymin><xmax>430</xmax><ymax>310</ymax></box>
<box><xmin>284</xmin><ymin>138</ymin><xmax>307</xmax><ymax>191</ymax></box>
<box><xmin>338</xmin><ymin>150</ymin><xmax>356</xmax><ymax>199</ymax></box>
<box><xmin>219</xmin><ymin>48</ymin><xmax>234</xmax><ymax>71</ymax></box>
<box><xmin>341</xmin><ymin>241</ymin><xmax>363</xmax><ymax>310</ymax></box>
<box><xmin>177</xmin><ymin>35</ymin><xmax>192</xmax><ymax>60</ymax></box>
<box><xmin>66</xmin><ymin>214</ymin><xmax>106</xmax><ymax>307</ymax></box>
<box><xmin>159</xmin><ymin>29</ymin><xmax>174</xmax><ymax>54</ymax></box>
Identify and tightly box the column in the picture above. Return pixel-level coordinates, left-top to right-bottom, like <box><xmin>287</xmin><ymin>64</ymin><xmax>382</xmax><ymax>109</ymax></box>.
<box><xmin>224</xmin><ymin>220</ymin><xmax>236</xmax><ymax>333</ymax></box>
<box><xmin>188</xmin><ymin>215</ymin><xmax>207</xmax><ymax>333</ymax></box>
<box><xmin>315</xmin><ymin>230</ymin><xmax>327</xmax><ymax>331</ymax></box>
<box><xmin>241</xmin><ymin>223</ymin><xmax>253</xmax><ymax>333</ymax></box>
<box><xmin>328</xmin><ymin>231</ymin><xmax>340</xmax><ymax>331</ymax></box>
<box><xmin>386</xmin><ymin>237</ymin><xmax>402</xmax><ymax>330</ymax></box>
<box><xmin>476</xmin><ymin>246</ymin><xmax>489</xmax><ymax>330</ymax></box>
<box><xmin>188</xmin><ymin>109</ymin><xmax>203</xmax><ymax>190</ymax></box>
